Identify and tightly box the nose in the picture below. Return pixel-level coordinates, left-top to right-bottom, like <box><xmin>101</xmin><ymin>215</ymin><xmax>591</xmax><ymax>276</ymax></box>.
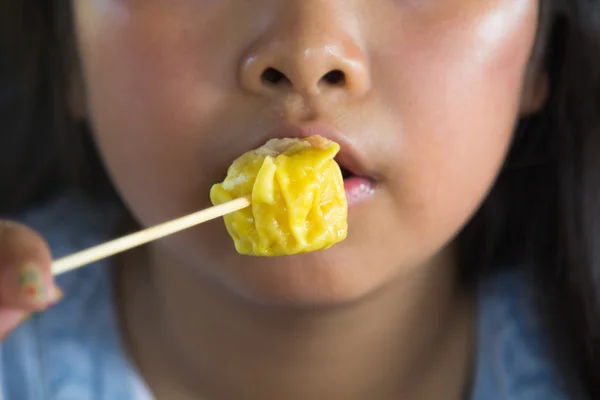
<box><xmin>240</xmin><ymin>16</ymin><xmax>370</xmax><ymax>98</ymax></box>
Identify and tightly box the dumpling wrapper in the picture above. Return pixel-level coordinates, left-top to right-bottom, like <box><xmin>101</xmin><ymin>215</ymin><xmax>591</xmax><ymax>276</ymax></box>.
<box><xmin>210</xmin><ymin>135</ymin><xmax>348</xmax><ymax>256</ymax></box>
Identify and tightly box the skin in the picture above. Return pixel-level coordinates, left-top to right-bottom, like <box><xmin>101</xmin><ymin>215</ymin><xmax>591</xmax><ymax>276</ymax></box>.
<box><xmin>0</xmin><ymin>0</ymin><xmax>548</xmax><ymax>398</ymax></box>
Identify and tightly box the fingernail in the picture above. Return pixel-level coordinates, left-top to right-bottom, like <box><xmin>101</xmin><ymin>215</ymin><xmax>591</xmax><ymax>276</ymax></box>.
<box><xmin>16</xmin><ymin>264</ymin><xmax>60</xmax><ymax>308</ymax></box>
<box><xmin>48</xmin><ymin>287</ymin><xmax>64</xmax><ymax>306</ymax></box>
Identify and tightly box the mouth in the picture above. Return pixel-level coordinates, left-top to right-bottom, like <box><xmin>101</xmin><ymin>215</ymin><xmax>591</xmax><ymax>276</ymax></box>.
<box><xmin>266</xmin><ymin>123</ymin><xmax>377</xmax><ymax>206</ymax></box>
<box><xmin>334</xmin><ymin>152</ymin><xmax>369</xmax><ymax>182</ymax></box>
<box><xmin>267</xmin><ymin>124</ymin><xmax>374</xmax><ymax>174</ymax></box>
<box><xmin>340</xmin><ymin>166</ymin><xmax>354</xmax><ymax>180</ymax></box>
<box><xmin>336</xmin><ymin>159</ymin><xmax>375</xmax><ymax>206</ymax></box>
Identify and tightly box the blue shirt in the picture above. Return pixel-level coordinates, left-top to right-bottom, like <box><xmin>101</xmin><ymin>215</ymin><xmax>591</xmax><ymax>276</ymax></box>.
<box><xmin>0</xmin><ymin>194</ymin><xmax>571</xmax><ymax>399</ymax></box>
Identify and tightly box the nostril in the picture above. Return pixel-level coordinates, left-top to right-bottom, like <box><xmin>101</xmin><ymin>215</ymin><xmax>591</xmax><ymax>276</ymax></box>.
<box><xmin>261</xmin><ymin>67</ymin><xmax>292</xmax><ymax>86</ymax></box>
<box><xmin>322</xmin><ymin>70</ymin><xmax>346</xmax><ymax>86</ymax></box>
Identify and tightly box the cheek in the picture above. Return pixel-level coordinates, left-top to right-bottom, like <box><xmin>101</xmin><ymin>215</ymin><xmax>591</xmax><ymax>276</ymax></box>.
<box><xmin>73</xmin><ymin>2</ymin><xmax>236</xmax><ymax>224</ymax></box>
<box><xmin>376</xmin><ymin>1</ymin><xmax>538</xmax><ymax>244</ymax></box>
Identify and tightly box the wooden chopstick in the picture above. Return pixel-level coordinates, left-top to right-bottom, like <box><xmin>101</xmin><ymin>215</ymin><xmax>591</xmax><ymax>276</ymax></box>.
<box><xmin>51</xmin><ymin>197</ymin><xmax>250</xmax><ymax>276</ymax></box>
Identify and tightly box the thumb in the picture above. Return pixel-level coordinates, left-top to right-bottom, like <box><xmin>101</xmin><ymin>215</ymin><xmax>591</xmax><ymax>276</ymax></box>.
<box><xmin>0</xmin><ymin>221</ymin><xmax>62</xmax><ymax>311</ymax></box>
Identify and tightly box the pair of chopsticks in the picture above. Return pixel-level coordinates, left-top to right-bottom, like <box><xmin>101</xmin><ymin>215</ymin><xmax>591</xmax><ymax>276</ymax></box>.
<box><xmin>51</xmin><ymin>197</ymin><xmax>250</xmax><ymax>276</ymax></box>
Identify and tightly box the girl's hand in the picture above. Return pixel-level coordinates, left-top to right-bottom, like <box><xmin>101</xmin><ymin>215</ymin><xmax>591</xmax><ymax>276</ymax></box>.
<box><xmin>0</xmin><ymin>222</ymin><xmax>62</xmax><ymax>340</ymax></box>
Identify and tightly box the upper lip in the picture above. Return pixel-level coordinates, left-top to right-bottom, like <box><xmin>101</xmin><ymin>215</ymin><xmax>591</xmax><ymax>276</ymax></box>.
<box><xmin>265</xmin><ymin>123</ymin><xmax>375</xmax><ymax>180</ymax></box>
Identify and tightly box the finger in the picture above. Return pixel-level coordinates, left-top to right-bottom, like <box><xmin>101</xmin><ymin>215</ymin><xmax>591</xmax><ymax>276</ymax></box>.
<box><xmin>0</xmin><ymin>221</ymin><xmax>62</xmax><ymax>311</ymax></box>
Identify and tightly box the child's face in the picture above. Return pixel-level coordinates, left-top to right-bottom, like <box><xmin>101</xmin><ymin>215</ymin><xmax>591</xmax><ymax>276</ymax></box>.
<box><xmin>72</xmin><ymin>0</ymin><xmax>543</xmax><ymax>304</ymax></box>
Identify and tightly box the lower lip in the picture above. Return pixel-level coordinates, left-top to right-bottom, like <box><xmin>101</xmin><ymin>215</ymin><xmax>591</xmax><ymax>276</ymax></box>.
<box><xmin>344</xmin><ymin>177</ymin><xmax>375</xmax><ymax>206</ymax></box>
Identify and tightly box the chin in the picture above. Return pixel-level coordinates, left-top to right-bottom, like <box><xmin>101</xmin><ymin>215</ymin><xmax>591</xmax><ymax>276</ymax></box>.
<box><xmin>171</xmin><ymin>225</ymin><xmax>391</xmax><ymax>309</ymax></box>
<box><xmin>221</xmin><ymin>250</ymin><xmax>381</xmax><ymax>308</ymax></box>
<box><xmin>147</xmin><ymin>189</ymin><xmax>406</xmax><ymax>308</ymax></box>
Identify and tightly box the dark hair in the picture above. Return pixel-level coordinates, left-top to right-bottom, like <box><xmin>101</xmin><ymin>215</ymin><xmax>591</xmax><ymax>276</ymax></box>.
<box><xmin>0</xmin><ymin>2</ymin><xmax>114</xmax><ymax>211</ymax></box>
<box><xmin>1</xmin><ymin>0</ymin><xmax>599</xmax><ymax>397</ymax></box>
<box><xmin>459</xmin><ymin>1</ymin><xmax>600</xmax><ymax>397</ymax></box>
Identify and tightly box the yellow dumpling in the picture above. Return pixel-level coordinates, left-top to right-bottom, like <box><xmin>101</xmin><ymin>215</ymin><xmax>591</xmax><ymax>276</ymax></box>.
<box><xmin>210</xmin><ymin>135</ymin><xmax>348</xmax><ymax>256</ymax></box>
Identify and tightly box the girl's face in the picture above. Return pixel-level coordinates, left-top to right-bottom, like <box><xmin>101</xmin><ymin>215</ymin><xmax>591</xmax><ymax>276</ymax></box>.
<box><xmin>72</xmin><ymin>0</ymin><xmax>543</xmax><ymax>305</ymax></box>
